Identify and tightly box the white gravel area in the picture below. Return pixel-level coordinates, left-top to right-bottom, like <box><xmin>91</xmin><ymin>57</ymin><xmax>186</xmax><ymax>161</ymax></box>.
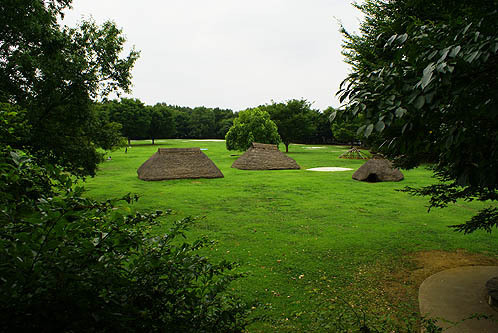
<box><xmin>307</xmin><ymin>167</ymin><xmax>353</xmax><ymax>172</ymax></box>
<box><xmin>304</xmin><ymin>146</ymin><xmax>325</xmax><ymax>149</ymax></box>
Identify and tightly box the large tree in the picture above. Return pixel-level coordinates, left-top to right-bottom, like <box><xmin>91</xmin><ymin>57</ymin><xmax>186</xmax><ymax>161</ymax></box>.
<box><xmin>0</xmin><ymin>0</ymin><xmax>139</xmax><ymax>176</ymax></box>
<box><xmin>340</xmin><ymin>0</ymin><xmax>498</xmax><ymax>232</ymax></box>
<box><xmin>262</xmin><ymin>99</ymin><xmax>316</xmax><ymax>152</ymax></box>
<box><xmin>225</xmin><ymin>108</ymin><xmax>281</xmax><ymax>151</ymax></box>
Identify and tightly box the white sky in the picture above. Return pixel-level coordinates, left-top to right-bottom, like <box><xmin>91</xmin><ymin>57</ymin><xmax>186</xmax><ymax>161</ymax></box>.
<box><xmin>63</xmin><ymin>0</ymin><xmax>363</xmax><ymax>111</ymax></box>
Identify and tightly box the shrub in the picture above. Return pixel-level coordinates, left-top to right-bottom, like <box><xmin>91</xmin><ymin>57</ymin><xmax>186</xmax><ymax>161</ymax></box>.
<box><xmin>0</xmin><ymin>142</ymin><xmax>248</xmax><ymax>332</ymax></box>
<box><xmin>225</xmin><ymin>108</ymin><xmax>281</xmax><ymax>151</ymax></box>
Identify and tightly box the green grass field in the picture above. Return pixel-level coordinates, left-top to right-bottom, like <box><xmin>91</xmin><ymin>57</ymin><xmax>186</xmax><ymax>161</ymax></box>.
<box><xmin>85</xmin><ymin>139</ymin><xmax>497</xmax><ymax>331</ymax></box>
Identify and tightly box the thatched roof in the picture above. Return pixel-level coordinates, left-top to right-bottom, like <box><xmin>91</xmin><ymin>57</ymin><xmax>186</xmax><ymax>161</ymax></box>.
<box><xmin>137</xmin><ymin>148</ymin><xmax>223</xmax><ymax>181</ymax></box>
<box><xmin>231</xmin><ymin>143</ymin><xmax>300</xmax><ymax>170</ymax></box>
<box><xmin>339</xmin><ymin>147</ymin><xmax>369</xmax><ymax>159</ymax></box>
<box><xmin>352</xmin><ymin>158</ymin><xmax>404</xmax><ymax>182</ymax></box>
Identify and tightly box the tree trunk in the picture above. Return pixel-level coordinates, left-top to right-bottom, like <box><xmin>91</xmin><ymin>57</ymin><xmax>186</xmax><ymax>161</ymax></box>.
<box><xmin>285</xmin><ymin>143</ymin><xmax>289</xmax><ymax>153</ymax></box>
<box><xmin>128</xmin><ymin>137</ymin><xmax>131</xmax><ymax>145</ymax></box>
<box><xmin>152</xmin><ymin>138</ymin><xmax>155</xmax><ymax>145</ymax></box>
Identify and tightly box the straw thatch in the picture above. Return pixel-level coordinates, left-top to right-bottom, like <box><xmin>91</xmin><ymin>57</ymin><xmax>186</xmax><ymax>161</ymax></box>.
<box><xmin>339</xmin><ymin>147</ymin><xmax>369</xmax><ymax>159</ymax></box>
<box><xmin>352</xmin><ymin>158</ymin><xmax>404</xmax><ymax>182</ymax></box>
<box><xmin>232</xmin><ymin>143</ymin><xmax>300</xmax><ymax>170</ymax></box>
<box><xmin>137</xmin><ymin>148</ymin><xmax>223</xmax><ymax>181</ymax></box>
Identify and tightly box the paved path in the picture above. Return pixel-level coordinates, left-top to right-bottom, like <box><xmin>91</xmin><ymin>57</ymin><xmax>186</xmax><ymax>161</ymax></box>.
<box><xmin>419</xmin><ymin>266</ymin><xmax>498</xmax><ymax>332</ymax></box>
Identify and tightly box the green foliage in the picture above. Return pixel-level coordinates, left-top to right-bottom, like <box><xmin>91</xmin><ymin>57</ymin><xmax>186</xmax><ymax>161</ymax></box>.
<box><xmin>0</xmin><ymin>0</ymin><xmax>139</xmax><ymax>176</ymax></box>
<box><xmin>214</xmin><ymin>108</ymin><xmax>236</xmax><ymax>138</ymax></box>
<box><xmin>0</xmin><ymin>103</ymin><xmax>30</xmax><ymax>145</ymax></box>
<box><xmin>0</xmin><ymin>143</ymin><xmax>248</xmax><ymax>332</ymax></box>
<box><xmin>91</xmin><ymin>103</ymin><xmax>127</xmax><ymax>150</ymax></box>
<box><xmin>329</xmin><ymin>107</ymin><xmax>363</xmax><ymax>146</ymax></box>
<box><xmin>261</xmin><ymin>99</ymin><xmax>316</xmax><ymax>152</ymax></box>
<box><xmin>147</xmin><ymin>103</ymin><xmax>175</xmax><ymax>144</ymax></box>
<box><xmin>107</xmin><ymin>98</ymin><xmax>150</xmax><ymax>144</ymax></box>
<box><xmin>217</xmin><ymin>117</ymin><xmax>235</xmax><ymax>138</ymax></box>
<box><xmin>104</xmin><ymin>102</ymin><xmax>236</xmax><ymax>141</ymax></box>
<box><xmin>340</xmin><ymin>0</ymin><xmax>498</xmax><ymax>233</ymax></box>
<box><xmin>306</xmin><ymin>108</ymin><xmax>334</xmax><ymax>144</ymax></box>
<box><xmin>225</xmin><ymin>108</ymin><xmax>281</xmax><ymax>151</ymax></box>
<box><xmin>172</xmin><ymin>110</ymin><xmax>192</xmax><ymax>139</ymax></box>
<box><xmin>188</xmin><ymin>107</ymin><xmax>216</xmax><ymax>139</ymax></box>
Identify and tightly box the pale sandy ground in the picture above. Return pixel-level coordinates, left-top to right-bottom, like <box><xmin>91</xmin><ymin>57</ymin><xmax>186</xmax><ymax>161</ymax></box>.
<box><xmin>306</xmin><ymin>167</ymin><xmax>353</xmax><ymax>172</ymax></box>
<box><xmin>419</xmin><ymin>266</ymin><xmax>498</xmax><ymax>332</ymax></box>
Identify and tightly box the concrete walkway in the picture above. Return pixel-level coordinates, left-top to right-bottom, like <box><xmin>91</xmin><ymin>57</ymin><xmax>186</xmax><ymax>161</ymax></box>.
<box><xmin>419</xmin><ymin>266</ymin><xmax>498</xmax><ymax>332</ymax></box>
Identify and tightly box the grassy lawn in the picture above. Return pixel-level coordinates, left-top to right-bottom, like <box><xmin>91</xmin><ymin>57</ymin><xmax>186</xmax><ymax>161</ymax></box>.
<box><xmin>85</xmin><ymin>139</ymin><xmax>498</xmax><ymax>331</ymax></box>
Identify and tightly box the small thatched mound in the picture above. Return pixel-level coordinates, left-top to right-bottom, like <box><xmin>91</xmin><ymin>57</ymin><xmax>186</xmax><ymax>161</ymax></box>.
<box><xmin>339</xmin><ymin>147</ymin><xmax>369</xmax><ymax>159</ymax></box>
<box><xmin>138</xmin><ymin>148</ymin><xmax>223</xmax><ymax>181</ymax></box>
<box><xmin>352</xmin><ymin>158</ymin><xmax>404</xmax><ymax>182</ymax></box>
<box><xmin>232</xmin><ymin>143</ymin><xmax>300</xmax><ymax>170</ymax></box>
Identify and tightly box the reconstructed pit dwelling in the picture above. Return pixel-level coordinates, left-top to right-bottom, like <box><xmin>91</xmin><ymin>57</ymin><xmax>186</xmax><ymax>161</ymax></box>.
<box><xmin>231</xmin><ymin>143</ymin><xmax>300</xmax><ymax>170</ymax></box>
<box><xmin>352</xmin><ymin>158</ymin><xmax>404</xmax><ymax>182</ymax></box>
<box><xmin>137</xmin><ymin>148</ymin><xmax>223</xmax><ymax>181</ymax></box>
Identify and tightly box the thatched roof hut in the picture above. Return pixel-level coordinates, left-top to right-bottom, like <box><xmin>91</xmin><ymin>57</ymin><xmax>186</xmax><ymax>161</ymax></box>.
<box><xmin>232</xmin><ymin>143</ymin><xmax>300</xmax><ymax>170</ymax></box>
<box><xmin>352</xmin><ymin>158</ymin><xmax>404</xmax><ymax>182</ymax></box>
<box><xmin>137</xmin><ymin>148</ymin><xmax>223</xmax><ymax>181</ymax></box>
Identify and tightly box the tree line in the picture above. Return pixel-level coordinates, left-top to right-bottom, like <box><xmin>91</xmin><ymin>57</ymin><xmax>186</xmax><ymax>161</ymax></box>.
<box><xmin>95</xmin><ymin>99</ymin><xmax>235</xmax><ymax>144</ymax></box>
<box><xmin>98</xmin><ymin>98</ymin><xmax>349</xmax><ymax>146</ymax></box>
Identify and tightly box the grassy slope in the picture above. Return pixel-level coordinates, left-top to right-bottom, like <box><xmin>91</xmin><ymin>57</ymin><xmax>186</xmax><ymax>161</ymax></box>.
<box><xmin>85</xmin><ymin>140</ymin><xmax>497</xmax><ymax>331</ymax></box>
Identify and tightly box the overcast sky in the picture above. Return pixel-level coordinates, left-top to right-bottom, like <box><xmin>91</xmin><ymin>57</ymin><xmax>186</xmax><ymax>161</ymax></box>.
<box><xmin>63</xmin><ymin>1</ymin><xmax>363</xmax><ymax>111</ymax></box>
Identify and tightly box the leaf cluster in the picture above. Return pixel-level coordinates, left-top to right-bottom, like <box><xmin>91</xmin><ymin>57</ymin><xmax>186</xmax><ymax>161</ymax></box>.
<box><xmin>225</xmin><ymin>108</ymin><xmax>281</xmax><ymax>151</ymax></box>
<box><xmin>0</xmin><ymin>1</ymin><xmax>139</xmax><ymax>176</ymax></box>
<box><xmin>258</xmin><ymin>99</ymin><xmax>317</xmax><ymax>151</ymax></box>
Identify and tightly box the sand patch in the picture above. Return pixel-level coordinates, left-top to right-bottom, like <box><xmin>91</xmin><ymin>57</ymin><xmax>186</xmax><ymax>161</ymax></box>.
<box><xmin>188</xmin><ymin>139</ymin><xmax>225</xmax><ymax>142</ymax></box>
<box><xmin>377</xmin><ymin>249</ymin><xmax>498</xmax><ymax>308</ymax></box>
<box><xmin>307</xmin><ymin>167</ymin><xmax>353</xmax><ymax>172</ymax></box>
<box><xmin>401</xmin><ymin>250</ymin><xmax>498</xmax><ymax>287</ymax></box>
<box><xmin>304</xmin><ymin>146</ymin><xmax>325</xmax><ymax>149</ymax></box>
<box><xmin>345</xmin><ymin>249</ymin><xmax>498</xmax><ymax>330</ymax></box>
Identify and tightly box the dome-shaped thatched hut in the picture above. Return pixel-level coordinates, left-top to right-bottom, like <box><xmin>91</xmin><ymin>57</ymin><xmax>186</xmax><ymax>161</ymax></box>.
<box><xmin>352</xmin><ymin>158</ymin><xmax>404</xmax><ymax>182</ymax></box>
<box><xmin>137</xmin><ymin>148</ymin><xmax>223</xmax><ymax>181</ymax></box>
<box><xmin>232</xmin><ymin>143</ymin><xmax>300</xmax><ymax>170</ymax></box>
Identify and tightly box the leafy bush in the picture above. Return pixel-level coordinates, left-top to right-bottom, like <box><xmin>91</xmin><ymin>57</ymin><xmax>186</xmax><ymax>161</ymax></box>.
<box><xmin>225</xmin><ymin>108</ymin><xmax>281</xmax><ymax>151</ymax></box>
<box><xmin>0</xmin><ymin>127</ymin><xmax>248</xmax><ymax>332</ymax></box>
